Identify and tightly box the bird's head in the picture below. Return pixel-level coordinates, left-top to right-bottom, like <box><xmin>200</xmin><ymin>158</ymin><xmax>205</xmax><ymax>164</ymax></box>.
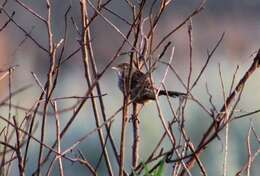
<box><xmin>112</xmin><ymin>63</ymin><xmax>133</xmax><ymax>77</ymax></box>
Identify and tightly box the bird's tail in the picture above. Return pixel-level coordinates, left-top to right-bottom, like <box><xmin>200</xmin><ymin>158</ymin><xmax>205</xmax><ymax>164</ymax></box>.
<box><xmin>158</xmin><ymin>90</ymin><xmax>188</xmax><ymax>98</ymax></box>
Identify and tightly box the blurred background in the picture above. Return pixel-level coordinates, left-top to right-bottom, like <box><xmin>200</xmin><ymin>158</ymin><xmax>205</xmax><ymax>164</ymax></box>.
<box><xmin>0</xmin><ymin>0</ymin><xmax>260</xmax><ymax>175</ymax></box>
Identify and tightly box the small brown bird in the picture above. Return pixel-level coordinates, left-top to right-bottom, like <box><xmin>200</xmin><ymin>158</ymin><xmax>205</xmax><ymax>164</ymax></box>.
<box><xmin>112</xmin><ymin>63</ymin><xmax>186</xmax><ymax>104</ymax></box>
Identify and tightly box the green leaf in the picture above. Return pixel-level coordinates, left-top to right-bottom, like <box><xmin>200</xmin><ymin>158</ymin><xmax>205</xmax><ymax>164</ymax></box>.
<box><xmin>154</xmin><ymin>159</ymin><xmax>165</xmax><ymax>176</ymax></box>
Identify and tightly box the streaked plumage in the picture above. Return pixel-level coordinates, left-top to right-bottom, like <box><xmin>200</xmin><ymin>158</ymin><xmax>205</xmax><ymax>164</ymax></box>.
<box><xmin>112</xmin><ymin>63</ymin><xmax>186</xmax><ymax>104</ymax></box>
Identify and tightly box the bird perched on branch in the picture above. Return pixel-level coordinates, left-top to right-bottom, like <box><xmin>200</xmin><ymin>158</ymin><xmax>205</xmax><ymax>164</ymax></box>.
<box><xmin>112</xmin><ymin>63</ymin><xmax>187</xmax><ymax>104</ymax></box>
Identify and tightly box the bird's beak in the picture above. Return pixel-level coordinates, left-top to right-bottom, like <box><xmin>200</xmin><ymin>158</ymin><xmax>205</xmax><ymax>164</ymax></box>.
<box><xmin>111</xmin><ymin>66</ymin><xmax>118</xmax><ymax>71</ymax></box>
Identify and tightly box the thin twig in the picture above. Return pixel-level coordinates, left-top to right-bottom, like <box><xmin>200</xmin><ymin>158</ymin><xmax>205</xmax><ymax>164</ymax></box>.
<box><xmin>54</xmin><ymin>102</ymin><xmax>64</xmax><ymax>176</ymax></box>
<box><xmin>180</xmin><ymin>49</ymin><xmax>260</xmax><ymax>175</ymax></box>
<box><xmin>152</xmin><ymin>0</ymin><xmax>206</xmax><ymax>53</ymax></box>
<box><xmin>191</xmin><ymin>32</ymin><xmax>225</xmax><ymax>89</ymax></box>
<box><xmin>80</xmin><ymin>1</ymin><xmax>113</xmax><ymax>175</ymax></box>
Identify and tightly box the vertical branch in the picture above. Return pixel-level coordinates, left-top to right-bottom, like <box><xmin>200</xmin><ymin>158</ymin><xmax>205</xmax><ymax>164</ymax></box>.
<box><xmin>187</xmin><ymin>19</ymin><xmax>193</xmax><ymax>90</ymax></box>
<box><xmin>54</xmin><ymin>102</ymin><xmax>64</xmax><ymax>176</ymax></box>
<box><xmin>80</xmin><ymin>1</ymin><xmax>113</xmax><ymax>175</ymax></box>
<box><xmin>39</xmin><ymin>6</ymin><xmax>139</xmax><ymax>168</ymax></box>
<box><xmin>84</xmin><ymin>0</ymin><xmax>120</xmax><ymax>168</ymax></box>
<box><xmin>119</xmin><ymin>93</ymin><xmax>130</xmax><ymax>176</ymax></box>
<box><xmin>8</xmin><ymin>67</ymin><xmax>13</xmax><ymax>145</ymax></box>
<box><xmin>218</xmin><ymin>63</ymin><xmax>229</xmax><ymax>176</ymax></box>
<box><xmin>1</xmin><ymin>68</ymin><xmax>12</xmax><ymax>175</ymax></box>
<box><xmin>0</xmin><ymin>67</ymin><xmax>14</xmax><ymax>174</ymax></box>
<box><xmin>37</xmin><ymin>0</ymin><xmax>57</xmax><ymax>174</ymax></box>
<box><xmin>246</xmin><ymin>124</ymin><xmax>252</xmax><ymax>176</ymax></box>
<box><xmin>119</xmin><ymin>2</ymin><xmax>146</xmax><ymax>175</ymax></box>
<box><xmin>13</xmin><ymin>117</ymin><xmax>25</xmax><ymax>176</ymax></box>
<box><xmin>236</xmin><ymin>122</ymin><xmax>260</xmax><ymax>176</ymax></box>
<box><xmin>132</xmin><ymin>103</ymin><xmax>141</xmax><ymax>168</ymax></box>
<box><xmin>129</xmin><ymin>0</ymin><xmax>145</xmax><ymax>170</ymax></box>
<box><xmin>223</xmin><ymin>109</ymin><xmax>229</xmax><ymax>176</ymax></box>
